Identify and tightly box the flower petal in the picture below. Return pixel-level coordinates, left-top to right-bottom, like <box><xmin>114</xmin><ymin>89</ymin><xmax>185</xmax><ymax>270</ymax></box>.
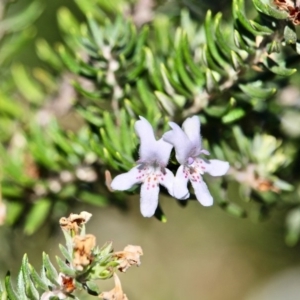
<box><xmin>140</xmin><ymin>182</ymin><xmax>159</xmax><ymax>217</ymax></box>
<box><xmin>202</xmin><ymin>159</ymin><xmax>230</xmax><ymax>176</ymax></box>
<box><xmin>173</xmin><ymin>165</ymin><xmax>190</xmax><ymax>199</ymax></box>
<box><xmin>182</xmin><ymin>116</ymin><xmax>201</xmax><ymax>148</ymax></box>
<box><xmin>135</xmin><ymin>116</ymin><xmax>157</xmax><ymax>160</ymax></box>
<box><xmin>135</xmin><ymin>117</ymin><xmax>172</xmax><ymax>165</ymax></box>
<box><xmin>163</xmin><ymin>122</ymin><xmax>191</xmax><ymax>164</ymax></box>
<box><xmin>190</xmin><ymin>179</ymin><xmax>213</xmax><ymax>206</ymax></box>
<box><xmin>155</xmin><ymin>138</ymin><xmax>173</xmax><ymax>165</ymax></box>
<box><xmin>111</xmin><ymin>166</ymin><xmax>141</xmax><ymax>191</ymax></box>
<box><xmin>158</xmin><ymin>168</ymin><xmax>174</xmax><ymax>196</ymax></box>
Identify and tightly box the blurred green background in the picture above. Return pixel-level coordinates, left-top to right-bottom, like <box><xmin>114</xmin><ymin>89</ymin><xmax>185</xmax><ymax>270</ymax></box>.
<box><xmin>1</xmin><ymin>0</ymin><xmax>300</xmax><ymax>299</ymax></box>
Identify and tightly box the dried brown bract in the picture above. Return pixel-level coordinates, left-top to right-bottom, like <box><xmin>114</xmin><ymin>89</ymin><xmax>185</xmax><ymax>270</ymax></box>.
<box><xmin>99</xmin><ymin>273</ymin><xmax>128</xmax><ymax>300</ymax></box>
<box><xmin>230</xmin><ymin>164</ymin><xmax>281</xmax><ymax>194</ymax></box>
<box><xmin>73</xmin><ymin>234</ymin><xmax>96</xmax><ymax>271</ymax></box>
<box><xmin>59</xmin><ymin>211</ymin><xmax>92</xmax><ymax>234</ymax></box>
<box><xmin>40</xmin><ymin>273</ymin><xmax>73</xmax><ymax>300</ymax></box>
<box><xmin>60</xmin><ymin>274</ymin><xmax>76</xmax><ymax>294</ymax></box>
<box><xmin>114</xmin><ymin>245</ymin><xmax>143</xmax><ymax>272</ymax></box>
<box><xmin>274</xmin><ymin>0</ymin><xmax>300</xmax><ymax>25</ymax></box>
<box><xmin>105</xmin><ymin>170</ymin><xmax>114</xmax><ymax>192</ymax></box>
<box><xmin>256</xmin><ymin>179</ymin><xmax>280</xmax><ymax>193</ymax></box>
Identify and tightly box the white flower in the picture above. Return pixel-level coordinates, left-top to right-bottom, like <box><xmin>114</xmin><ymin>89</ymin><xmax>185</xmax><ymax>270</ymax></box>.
<box><xmin>163</xmin><ymin>116</ymin><xmax>229</xmax><ymax>206</ymax></box>
<box><xmin>111</xmin><ymin>116</ymin><xmax>174</xmax><ymax>217</ymax></box>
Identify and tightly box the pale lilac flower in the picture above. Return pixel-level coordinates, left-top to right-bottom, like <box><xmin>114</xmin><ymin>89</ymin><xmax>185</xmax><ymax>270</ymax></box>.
<box><xmin>111</xmin><ymin>116</ymin><xmax>174</xmax><ymax>217</ymax></box>
<box><xmin>163</xmin><ymin>116</ymin><xmax>229</xmax><ymax>206</ymax></box>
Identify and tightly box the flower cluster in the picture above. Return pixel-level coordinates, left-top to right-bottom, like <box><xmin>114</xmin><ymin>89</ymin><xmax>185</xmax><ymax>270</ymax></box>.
<box><xmin>111</xmin><ymin>116</ymin><xmax>229</xmax><ymax>217</ymax></box>
<box><xmin>40</xmin><ymin>211</ymin><xmax>143</xmax><ymax>300</ymax></box>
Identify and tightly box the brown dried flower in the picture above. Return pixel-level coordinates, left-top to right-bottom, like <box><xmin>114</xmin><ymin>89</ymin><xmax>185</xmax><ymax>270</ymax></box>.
<box><xmin>60</xmin><ymin>274</ymin><xmax>76</xmax><ymax>294</ymax></box>
<box><xmin>229</xmin><ymin>164</ymin><xmax>280</xmax><ymax>193</ymax></box>
<box><xmin>73</xmin><ymin>234</ymin><xmax>96</xmax><ymax>271</ymax></box>
<box><xmin>114</xmin><ymin>245</ymin><xmax>143</xmax><ymax>272</ymax></box>
<box><xmin>59</xmin><ymin>211</ymin><xmax>92</xmax><ymax>234</ymax></box>
<box><xmin>274</xmin><ymin>0</ymin><xmax>300</xmax><ymax>25</ymax></box>
<box><xmin>40</xmin><ymin>273</ymin><xmax>74</xmax><ymax>300</ymax></box>
<box><xmin>99</xmin><ymin>273</ymin><xmax>128</xmax><ymax>300</ymax></box>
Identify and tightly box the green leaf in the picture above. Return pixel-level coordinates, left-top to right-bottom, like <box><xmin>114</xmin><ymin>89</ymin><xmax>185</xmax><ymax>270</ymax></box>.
<box><xmin>204</xmin><ymin>105</ymin><xmax>228</xmax><ymax>117</ymax></box>
<box><xmin>205</xmin><ymin>68</ymin><xmax>219</xmax><ymax>93</ymax></box>
<box><xmin>154</xmin><ymin>204</ymin><xmax>167</xmax><ymax>223</ymax></box>
<box><xmin>249</xmin><ymin>20</ymin><xmax>274</xmax><ymax>34</ymax></box>
<box><xmin>73</xmin><ymin>81</ymin><xmax>101</xmax><ymax>100</ymax></box>
<box><xmin>267</xmin><ymin>41</ymin><xmax>281</xmax><ymax>53</ymax></box>
<box><xmin>155</xmin><ymin>91</ymin><xmax>176</xmax><ymax>116</ymax></box>
<box><xmin>252</xmin><ymin>0</ymin><xmax>288</xmax><ymax>19</ymax></box>
<box><xmin>268</xmin><ymin>65</ymin><xmax>297</xmax><ymax>77</ymax></box>
<box><xmin>160</xmin><ymin>63</ymin><xmax>191</xmax><ymax>98</ymax></box>
<box><xmin>284</xmin><ymin>24</ymin><xmax>297</xmax><ymax>44</ymax></box>
<box><xmin>144</xmin><ymin>47</ymin><xmax>163</xmax><ymax>90</ymax></box>
<box><xmin>74</xmin><ymin>0</ymin><xmax>107</xmax><ymax>18</ymax></box>
<box><xmin>127</xmin><ymin>48</ymin><xmax>146</xmax><ymax>81</ymax></box>
<box><xmin>58</xmin><ymin>45</ymin><xmax>81</xmax><ymax>74</ymax></box>
<box><xmin>5</xmin><ymin>272</ymin><xmax>18</xmax><ymax>300</ymax></box>
<box><xmin>136</xmin><ymin>80</ymin><xmax>160</xmax><ymax>118</ymax></box>
<box><xmin>28</xmin><ymin>125</ymin><xmax>59</xmax><ymax>170</ymax></box>
<box><xmin>24</xmin><ymin>198</ymin><xmax>52</xmax><ymax>235</ymax></box>
<box><xmin>48</xmin><ymin>123</ymin><xmax>74</xmax><ymax>155</ymax></box>
<box><xmin>0</xmin><ymin>28</ymin><xmax>36</xmax><ymax>65</ymax></box>
<box><xmin>103</xmin><ymin>112</ymin><xmax>121</xmax><ymax>150</ymax></box>
<box><xmin>230</xmin><ymin>50</ymin><xmax>245</xmax><ymax>70</ymax></box>
<box><xmin>57</xmin><ymin>7</ymin><xmax>81</xmax><ymax>35</ymax></box>
<box><xmin>28</xmin><ymin>264</ymin><xmax>48</xmax><ymax>290</ymax></box>
<box><xmin>36</xmin><ymin>39</ymin><xmax>62</xmax><ymax>70</ymax></box>
<box><xmin>0</xmin><ymin>93</ymin><xmax>23</xmax><ymax>117</ymax></box>
<box><xmin>87</xmin><ymin>13</ymin><xmax>105</xmax><ymax>48</ymax></box>
<box><xmin>221</xmin><ymin>202</ymin><xmax>247</xmax><ymax>218</ymax></box>
<box><xmin>100</xmin><ymin>127</ymin><xmax>119</xmax><ymax>157</ymax></box>
<box><xmin>120</xmin><ymin>22</ymin><xmax>137</xmax><ymax>57</ymax></box>
<box><xmin>5</xmin><ymin>201</ymin><xmax>24</xmax><ymax>225</ymax></box>
<box><xmin>99</xmin><ymin>242</ymin><xmax>113</xmax><ymax>256</ymax></box>
<box><xmin>233</xmin><ymin>30</ymin><xmax>253</xmax><ymax>52</ymax></box>
<box><xmin>286</xmin><ymin>208</ymin><xmax>300</xmax><ymax>246</ymax></box>
<box><xmin>181</xmin><ymin>32</ymin><xmax>205</xmax><ymax>84</ymax></box>
<box><xmin>119</xmin><ymin>109</ymin><xmax>135</xmax><ymax>157</ymax></box>
<box><xmin>205</xmin><ymin>11</ymin><xmax>230</xmax><ymax>68</ymax></box>
<box><xmin>202</xmin><ymin>44</ymin><xmax>227</xmax><ymax>76</ymax></box>
<box><xmin>0</xmin><ymin>1</ymin><xmax>43</xmax><ymax>33</ymax></box>
<box><xmin>11</xmin><ymin>64</ymin><xmax>44</xmax><ymax>104</ymax></box>
<box><xmin>42</xmin><ymin>253</ymin><xmax>59</xmax><ymax>285</ymax></box>
<box><xmin>214</xmin><ymin>13</ymin><xmax>234</xmax><ymax>59</ymax></box>
<box><xmin>85</xmin><ymin>281</ymin><xmax>100</xmax><ymax>296</ymax></box>
<box><xmin>17</xmin><ymin>269</ymin><xmax>27</xmax><ymax>299</ymax></box>
<box><xmin>21</xmin><ymin>255</ymin><xmax>39</xmax><ymax>300</ymax></box>
<box><xmin>239</xmin><ymin>82</ymin><xmax>276</xmax><ymax>99</ymax></box>
<box><xmin>134</xmin><ymin>25</ymin><xmax>149</xmax><ymax>55</ymax></box>
<box><xmin>174</xmin><ymin>30</ymin><xmax>197</xmax><ymax>93</ymax></box>
<box><xmin>222</xmin><ymin>108</ymin><xmax>245</xmax><ymax>123</ymax></box>
<box><xmin>232</xmin><ymin>126</ymin><xmax>250</xmax><ymax>155</ymax></box>
<box><xmin>59</xmin><ymin>244</ymin><xmax>72</xmax><ymax>263</ymax></box>
<box><xmin>77</xmin><ymin>107</ymin><xmax>103</xmax><ymax>126</ymax></box>
<box><xmin>273</xmin><ymin>179</ymin><xmax>294</xmax><ymax>192</ymax></box>
<box><xmin>233</xmin><ymin>0</ymin><xmax>267</xmax><ymax>36</ymax></box>
<box><xmin>56</xmin><ymin>257</ymin><xmax>76</xmax><ymax>277</ymax></box>
<box><xmin>79</xmin><ymin>191</ymin><xmax>108</xmax><ymax>206</ymax></box>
